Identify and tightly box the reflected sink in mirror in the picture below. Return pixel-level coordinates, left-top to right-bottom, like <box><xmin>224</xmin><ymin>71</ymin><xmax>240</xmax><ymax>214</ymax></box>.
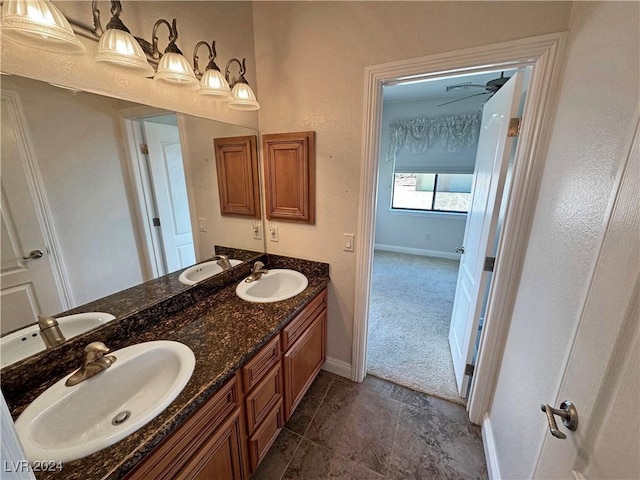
<box><xmin>236</xmin><ymin>269</ymin><xmax>308</xmax><ymax>303</ymax></box>
<box><xmin>0</xmin><ymin>312</ymin><xmax>116</xmax><ymax>368</ymax></box>
<box><xmin>178</xmin><ymin>259</ymin><xmax>243</xmax><ymax>286</ymax></box>
<box><xmin>15</xmin><ymin>340</ymin><xmax>195</xmax><ymax>463</ymax></box>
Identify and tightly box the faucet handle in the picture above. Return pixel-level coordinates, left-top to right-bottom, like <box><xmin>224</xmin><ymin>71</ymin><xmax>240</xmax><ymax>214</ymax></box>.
<box><xmin>84</xmin><ymin>341</ymin><xmax>110</xmax><ymax>364</ymax></box>
<box><xmin>252</xmin><ymin>261</ymin><xmax>265</xmax><ymax>272</ymax></box>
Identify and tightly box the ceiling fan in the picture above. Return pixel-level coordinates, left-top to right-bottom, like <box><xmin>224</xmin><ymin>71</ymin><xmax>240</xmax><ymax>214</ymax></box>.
<box><xmin>438</xmin><ymin>72</ymin><xmax>510</xmax><ymax>107</ymax></box>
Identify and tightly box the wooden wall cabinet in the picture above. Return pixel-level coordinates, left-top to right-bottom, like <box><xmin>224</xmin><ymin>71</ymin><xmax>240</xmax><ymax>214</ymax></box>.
<box><xmin>262</xmin><ymin>131</ymin><xmax>315</xmax><ymax>223</ymax></box>
<box><xmin>214</xmin><ymin>135</ymin><xmax>260</xmax><ymax>218</ymax></box>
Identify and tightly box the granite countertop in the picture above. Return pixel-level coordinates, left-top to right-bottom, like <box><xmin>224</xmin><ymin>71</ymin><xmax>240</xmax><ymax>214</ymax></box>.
<box><xmin>10</xmin><ymin>255</ymin><xmax>329</xmax><ymax>480</ymax></box>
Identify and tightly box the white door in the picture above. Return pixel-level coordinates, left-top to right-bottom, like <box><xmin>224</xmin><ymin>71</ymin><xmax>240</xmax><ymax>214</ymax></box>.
<box><xmin>0</xmin><ymin>95</ymin><xmax>65</xmax><ymax>333</ymax></box>
<box><xmin>142</xmin><ymin>121</ymin><xmax>196</xmax><ymax>274</ymax></box>
<box><xmin>448</xmin><ymin>72</ymin><xmax>523</xmax><ymax>396</ymax></box>
<box><xmin>534</xmin><ymin>125</ymin><xmax>640</xmax><ymax>479</ymax></box>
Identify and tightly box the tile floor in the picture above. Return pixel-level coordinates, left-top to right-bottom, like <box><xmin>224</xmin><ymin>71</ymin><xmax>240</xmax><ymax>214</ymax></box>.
<box><xmin>252</xmin><ymin>371</ymin><xmax>488</xmax><ymax>480</ymax></box>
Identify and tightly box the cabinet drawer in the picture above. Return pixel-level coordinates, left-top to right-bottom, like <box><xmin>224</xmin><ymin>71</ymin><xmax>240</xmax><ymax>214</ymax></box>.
<box><xmin>242</xmin><ymin>335</ymin><xmax>281</xmax><ymax>393</ymax></box>
<box><xmin>245</xmin><ymin>362</ymin><xmax>283</xmax><ymax>433</ymax></box>
<box><xmin>283</xmin><ymin>311</ymin><xmax>327</xmax><ymax>420</ymax></box>
<box><xmin>126</xmin><ymin>374</ymin><xmax>243</xmax><ymax>480</ymax></box>
<box><xmin>282</xmin><ymin>288</ymin><xmax>327</xmax><ymax>350</ymax></box>
<box><xmin>247</xmin><ymin>399</ymin><xmax>284</xmax><ymax>472</ymax></box>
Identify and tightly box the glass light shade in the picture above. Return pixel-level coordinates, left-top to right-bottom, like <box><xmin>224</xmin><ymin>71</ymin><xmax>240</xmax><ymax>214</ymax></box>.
<box><xmin>198</xmin><ymin>69</ymin><xmax>232</xmax><ymax>100</ymax></box>
<box><xmin>228</xmin><ymin>82</ymin><xmax>260</xmax><ymax>111</ymax></box>
<box><xmin>1</xmin><ymin>0</ymin><xmax>85</xmax><ymax>54</ymax></box>
<box><xmin>94</xmin><ymin>28</ymin><xmax>155</xmax><ymax>78</ymax></box>
<box><xmin>154</xmin><ymin>52</ymin><xmax>199</xmax><ymax>88</ymax></box>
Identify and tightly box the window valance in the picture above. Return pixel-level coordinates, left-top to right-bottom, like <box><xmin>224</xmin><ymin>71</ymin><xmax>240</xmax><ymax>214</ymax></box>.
<box><xmin>386</xmin><ymin>112</ymin><xmax>481</xmax><ymax>163</ymax></box>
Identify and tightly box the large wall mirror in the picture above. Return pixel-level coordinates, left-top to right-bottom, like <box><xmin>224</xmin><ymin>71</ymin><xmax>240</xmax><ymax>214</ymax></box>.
<box><xmin>1</xmin><ymin>75</ymin><xmax>266</xmax><ymax>367</ymax></box>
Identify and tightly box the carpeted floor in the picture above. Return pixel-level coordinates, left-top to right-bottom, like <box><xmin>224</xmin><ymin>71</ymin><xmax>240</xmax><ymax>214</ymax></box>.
<box><xmin>366</xmin><ymin>250</ymin><xmax>466</xmax><ymax>405</ymax></box>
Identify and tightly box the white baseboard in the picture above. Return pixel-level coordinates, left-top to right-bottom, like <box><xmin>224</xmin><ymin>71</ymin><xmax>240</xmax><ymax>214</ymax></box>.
<box><xmin>374</xmin><ymin>243</ymin><xmax>461</xmax><ymax>260</ymax></box>
<box><xmin>322</xmin><ymin>356</ymin><xmax>352</xmax><ymax>379</ymax></box>
<box><xmin>482</xmin><ymin>413</ymin><xmax>501</xmax><ymax>480</ymax></box>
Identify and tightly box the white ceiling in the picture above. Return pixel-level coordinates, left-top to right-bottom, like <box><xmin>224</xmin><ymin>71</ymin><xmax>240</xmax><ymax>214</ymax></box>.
<box><xmin>383</xmin><ymin>69</ymin><xmax>517</xmax><ymax>106</ymax></box>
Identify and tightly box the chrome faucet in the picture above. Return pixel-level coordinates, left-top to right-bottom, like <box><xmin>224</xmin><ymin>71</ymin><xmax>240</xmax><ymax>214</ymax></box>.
<box><xmin>245</xmin><ymin>261</ymin><xmax>269</xmax><ymax>283</ymax></box>
<box><xmin>65</xmin><ymin>342</ymin><xmax>117</xmax><ymax>387</ymax></box>
<box><xmin>38</xmin><ymin>315</ymin><xmax>66</xmax><ymax>348</ymax></box>
<box><xmin>213</xmin><ymin>254</ymin><xmax>232</xmax><ymax>271</ymax></box>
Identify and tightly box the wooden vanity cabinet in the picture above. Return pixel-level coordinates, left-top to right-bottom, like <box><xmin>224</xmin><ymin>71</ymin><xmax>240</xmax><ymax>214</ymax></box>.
<box><xmin>241</xmin><ymin>335</ymin><xmax>284</xmax><ymax>472</ymax></box>
<box><xmin>125</xmin><ymin>374</ymin><xmax>249</xmax><ymax>480</ymax></box>
<box><xmin>125</xmin><ymin>288</ymin><xmax>328</xmax><ymax>479</ymax></box>
<box><xmin>282</xmin><ymin>289</ymin><xmax>327</xmax><ymax>420</ymax></box>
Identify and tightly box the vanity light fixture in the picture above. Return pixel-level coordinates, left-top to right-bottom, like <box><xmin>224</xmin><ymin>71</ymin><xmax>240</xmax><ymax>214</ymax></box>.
<box><xmin>225</xmin><ymin>58</ymin><xmax>260</xmax><ymax>111</ymax></box>
<box><xmin>151</xmin><ymin>18</ymin><xmax>199</xmax><ymax>88</ymax></box>
<box><xmin>93</xmin><ymin>1</ymin><xmax>154</xmax><ymax>77</ymax></box>
<box><xmin>193</xmin><ymin>40</ymin><xmax>232</xmax><ymax>100</ymax></box>
<box><xmin>1</xmin><ymin>0</ymin><xmax>86</xmax><ymax>54</ymax></box>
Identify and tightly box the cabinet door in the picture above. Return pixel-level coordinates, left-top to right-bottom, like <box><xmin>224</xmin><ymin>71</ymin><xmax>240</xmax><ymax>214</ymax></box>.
<box><xmin>262</xmin><ymin>131</ymin><xmax>315</xmax><ymax>223</ymax></box>
<box><xmin>214</xmin><ymin>135</ymin><xmax>260</xmax><ymax>218</ymax></box>
<box><xmin>283</xmin><ymin>311</ymin><xmax>327</xmax><ymax>419</ymax></box>
<box><xmin>178</xmin><ymin>407</ymin><xmax>247</xmax><ymax>480</ymax></box>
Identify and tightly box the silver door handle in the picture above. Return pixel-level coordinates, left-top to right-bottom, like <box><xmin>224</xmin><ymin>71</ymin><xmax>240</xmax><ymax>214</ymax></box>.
<box><xmin>455</xmin><ymin>246</ymin><xmax>465</xmax><ymax>254</ymax></box>
<box><xmin>540</xmin><ymin>401</ymin><xmax>578</xmax><ymax>439</ymax></box>
<box><xmin>22</xmin><ymin>249</ymin><xmax>44</xmax><ymax>260</ymax></box>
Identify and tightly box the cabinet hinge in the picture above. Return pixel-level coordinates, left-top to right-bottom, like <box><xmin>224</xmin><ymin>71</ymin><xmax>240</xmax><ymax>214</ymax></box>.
<box><xmin>484</xmin><ymin>256</ymin><xmax>496</xmax><ymax>272</ymax></box>
<box><xmin>465</xmin><ymin>363</ymin><xmax>475</xmax><ymax>377</ymax></box>
<box><xmin>140</xmin><ymin>143</ymin><xmax>149</xmax><ymax>155</ymax></box>
<box><xmin>152</xmin><ymin>217</ymin><xmax>161</xmax><ymax>227</ymax></box>
<box><xmin>507</xmin><ymin>117</ymin><xmax>521</xmax><ymax>137</ymax></box>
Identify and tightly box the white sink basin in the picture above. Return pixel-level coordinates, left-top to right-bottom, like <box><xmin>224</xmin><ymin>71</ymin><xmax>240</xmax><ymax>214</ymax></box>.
<box><xmin>236</xmin><ymin>269</ymin><xmax>308</xmax><ymax>303</ymax></box>
<box><xmin>0</xmin><ymin>312</ymin><xmax>116</xmax><ymax>368</ymax></box>
<box><xmin>178</xmin><ymin>259</ymin><xmax>243</xmax><ymax>285</ymax></box>
<box><xmin>15</xmin><ymin>340</ymin><xmax>195</xmax><ymax>462</ymax></box>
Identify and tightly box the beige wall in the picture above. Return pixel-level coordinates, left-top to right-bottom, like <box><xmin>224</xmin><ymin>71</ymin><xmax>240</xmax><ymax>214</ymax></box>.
<box><xmin>0</xmin><ymin>1</ymin><xmax>259</xmax><ymax>129</ymax></box>
<box><xmin>488</xmin><ymin>2</ymin><xmax>639</xmax><ymax>477</ymax></box>
<box><xmin>252</xmin><ymin>1</ymin><xmax>573</xmax><ymax>365</ymax></box>
<box><xmin>1</xmin><ymin>76</ymin><xmax>144</xmax><ymax>308</ymax></box>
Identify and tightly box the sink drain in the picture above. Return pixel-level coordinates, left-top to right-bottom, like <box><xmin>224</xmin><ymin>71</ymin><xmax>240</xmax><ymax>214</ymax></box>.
<box><xmin>112</xmin><ymin>411</ymin><xmax>131</xmax><ymax>426</ymax></box>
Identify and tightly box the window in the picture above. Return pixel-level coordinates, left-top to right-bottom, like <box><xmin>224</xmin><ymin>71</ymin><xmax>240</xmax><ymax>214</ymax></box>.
<box><xmin>392</xmin><ymin>173</ymin><xmax>473</xmax><ymax>213</ymax></box>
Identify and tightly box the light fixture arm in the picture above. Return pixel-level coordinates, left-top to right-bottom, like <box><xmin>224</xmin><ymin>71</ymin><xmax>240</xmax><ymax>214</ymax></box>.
<box><xmin>225</xmin><ymin>57</ymin><xmax>249</xmax><ymax>87</ymax></box>
<box><xmin>151</xmin><ymin>18</ymin><xmax>180</xmax><ymax>59</ymax></box>
<box><xmin>193</xmin><ymin>40</ymin><xmax>217</xmax><ymax>79</ymax></box>
<box><xmin>90</xmin><ymin>0</ymin><xmax>104</xmax><ymax>37</ymax></box>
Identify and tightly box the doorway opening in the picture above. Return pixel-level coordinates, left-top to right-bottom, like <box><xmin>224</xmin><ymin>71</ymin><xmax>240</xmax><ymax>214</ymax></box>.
<box><xmin>366</xmin><ymin>69</ymin><xmax>527</xmax><ymax>404</ymax></box>
<box><xmin>352</xmin><ymin>33</ymin><xmax>566</xmax><ymax>423</ymax></box>
<box><xmin>121</xmin><ymin>111</ymin><xmax>196</xmax><ymax>280</ymax></box>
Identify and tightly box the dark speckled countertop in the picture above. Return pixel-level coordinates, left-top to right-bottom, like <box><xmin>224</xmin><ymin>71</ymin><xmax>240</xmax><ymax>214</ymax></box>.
<box><xmin>4</xmin><ymin>254</ymin><xmax>329</xmax><ymax>480</ymax></box>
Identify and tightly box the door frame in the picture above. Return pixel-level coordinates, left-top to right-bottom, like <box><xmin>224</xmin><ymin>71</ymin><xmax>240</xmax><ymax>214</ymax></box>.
<box><xmin>118</xmin><ymin>107</ymin><xmax>200</xmax><ymax>280</ymax></box>
<box><xmin>352</xmin><ymin>33</ymin><xmax>567</xmax><ymax>423</ymax></box>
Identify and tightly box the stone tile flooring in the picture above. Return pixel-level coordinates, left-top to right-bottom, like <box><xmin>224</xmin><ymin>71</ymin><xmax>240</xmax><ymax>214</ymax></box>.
<box><xmin>252</xmin><ymin>371</ymin><xmax>488</xmax><ymax>480</ymax></box>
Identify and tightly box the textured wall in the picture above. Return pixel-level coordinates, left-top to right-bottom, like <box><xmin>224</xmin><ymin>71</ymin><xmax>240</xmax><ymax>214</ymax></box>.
<box><xmin>488</xmin><ymin>2</ymin><xmax>640</xmax><ymax>478</ymax></box>
<box><xmin>252</xmin><ymin>1</ymin><xmax>572</xmax><ymax>365</ymax></box>
<box><xmin>2</xmin><ymin>76</ymin><xmax>145</xmax><ymax>308</ymax></box>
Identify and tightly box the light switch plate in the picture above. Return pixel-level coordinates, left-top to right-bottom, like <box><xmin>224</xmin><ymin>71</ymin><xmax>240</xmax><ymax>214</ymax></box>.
<box><xmin>198</xmin><ymin>218</ymin><xmax>206</xmax><ymax>232</ymax></box>
<box><xmin>269</xmin><ymin>224</ymin><xmax>279</xmax><ymax>242</ymax></box>
<box><xmin>343</xmin><ymin>233</ymin><xmax>355</xmax><ymax>252</ymax></box>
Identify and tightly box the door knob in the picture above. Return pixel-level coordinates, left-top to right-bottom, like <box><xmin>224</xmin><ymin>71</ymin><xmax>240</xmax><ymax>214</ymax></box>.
<box><xmin>455</xmin><ymin>246</ymin><xmax>465</xmax><ymax>254</ymax></box>
<box><xmin>541</xmin><ymin>401</ymin><xmax>578</xmax><ymax>439</ymax></box>
<box><xmin>22</xmin><ymin>249</ymin><xmax>44</xmax><ymax>260</ymax></box>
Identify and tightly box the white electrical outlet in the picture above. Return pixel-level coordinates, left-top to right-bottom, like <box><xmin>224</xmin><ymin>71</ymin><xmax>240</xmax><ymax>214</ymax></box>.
<box><xmin>252</xmin><ymin>222</ymin><xmax>262</xmax><ymax>240</ymax></box>
<box><xmin>269</xmin><ymin>223</ymin><xmax>279</xmax><ymax>242</ymax></box>
<box><xmin>425</xmin><ymin>233</ymin><xmax>432</xmax><ymax>240</ymax></box>
<box><xmin>344</xmin><ymin>233</ymin><xmax>355</xmax><ymax>252</ymax></box>
<box><xmin>198</xmin><ymin>218</ymin><xmax>206</xmax><ymax>232</ymax></box>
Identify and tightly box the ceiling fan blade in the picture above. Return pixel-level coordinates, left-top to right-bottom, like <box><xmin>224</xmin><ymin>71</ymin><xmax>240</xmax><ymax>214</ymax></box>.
<box><xmin>437</xmin><ymin>91</ymin><xmax>490</xmax><ymax>107</ymax></box>
<box><xmin>446</xmin><ymin>83</ymin><xmax>489</xmax><ymax>91</ymax></box>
